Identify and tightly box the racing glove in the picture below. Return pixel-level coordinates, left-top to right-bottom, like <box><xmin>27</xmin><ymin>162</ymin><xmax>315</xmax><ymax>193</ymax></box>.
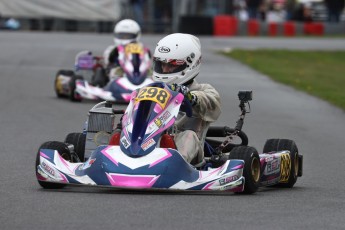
<box><xmin>169</xmin><ymin>83</ymin><xmax>198</xmax><ymax>106</ymax></box>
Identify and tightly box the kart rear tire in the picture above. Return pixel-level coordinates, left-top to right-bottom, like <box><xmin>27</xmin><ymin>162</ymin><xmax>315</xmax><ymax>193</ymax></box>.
<box><xmin>263</xmin><ymin>139</ymin><xmax>299</xmax><ymax>188</ymax></box>
<box><xmin>35</xmin><ymin>141</ymin><xmax>72</xmax><ymax>189</ymax></box>
<box><xmin>69</xmin><ymin>75</ymin><xmax>84</xmax><ymax>102</ymax></box>
<box><xmin>229</xmin><ymin>146</ymin><xmax>261</xmax><ymax>194</ymax></box>
<box><xmin>54</xmin><ymin>69</ymin><xmax>74</xmax><ymax>98</ymax></box>
<box><xmin>91</xmin><ymin>67</ymin><xmax>108</xmax><ymax>87</ymax></box>
<box><xmin>64</xmin><ymin>133</ymin><xmax>86</xmax><ymax>162</ymax></box>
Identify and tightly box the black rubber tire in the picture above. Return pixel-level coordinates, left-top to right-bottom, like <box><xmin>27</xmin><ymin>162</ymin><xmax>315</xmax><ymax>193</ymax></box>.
<box><xmin>91</xmin><ymin>67</ymin><xmax>108</xmax><ymax>87</ymax></box>
<box><xmin>229</xmin><ymin>146</ymin><xmax>261</xmax><ymax>194</ymax></box>
<box><xmin>263</xmin><ymin>139</ymin><xmax>299</xmax><ymax>188</ymax></box>
<box><xmin>64</xmin><ymin>133</ymin><xmax>86</xmax><ymax>162</ymax></box>
<box><xmin>69</xmin><ymin>75</ymin><xmax>84</xmax><ymax>102</ymax></box>
<box><xmin>54</xmin><ymin>69</ymin><xmax>74</xmax><ymax>98</ymax></box>
<box><xmin>35</xmin><ymin>141</ymin><xmax>72</xmax><ymax>189</ymax></box>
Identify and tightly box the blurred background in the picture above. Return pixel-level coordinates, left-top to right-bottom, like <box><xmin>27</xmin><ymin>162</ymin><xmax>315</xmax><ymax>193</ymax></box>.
<box><xmin>0</xmin><ymin>0</ymin><xmax>344</xmax><ymax>35</ymax></box>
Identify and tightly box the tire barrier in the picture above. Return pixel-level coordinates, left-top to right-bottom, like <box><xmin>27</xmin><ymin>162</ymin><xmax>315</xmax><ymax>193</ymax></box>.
<box><xmin>247</xmin><ymin>19</ymin><xmax>260</xmax><ymax>36</ymax></box>
<box><xmin>283</xmin><ymin>21</ymin><xmax>296</xmax><ymax>36</ymax></box>
<box><xmin>212</xmin><ymin>16</ymin><xmax>328</xmax><ymax>37</ymax></box>
<box><xmin>268</xmin><ymin>22</ymin><xmax>278</xmax><ymax>36</ymax></box>
<box><xmin>213</xmin><ymin>15</ymin><xmax>238</xmax><ymax>36</ymax></box>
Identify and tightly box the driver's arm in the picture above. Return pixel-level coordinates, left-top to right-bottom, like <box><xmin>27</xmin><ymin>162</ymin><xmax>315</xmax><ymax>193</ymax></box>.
<box><xmin>191</xmin><ymin>83</ymin><xmax>221</xmax><ymax>122</ymax></box>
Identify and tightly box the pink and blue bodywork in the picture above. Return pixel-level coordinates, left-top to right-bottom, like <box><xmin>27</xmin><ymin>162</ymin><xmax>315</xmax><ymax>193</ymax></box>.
<box><xmin>36</xmin><ymin>83</ymin><xmax>246</xmax><ymax>192</ymax></box>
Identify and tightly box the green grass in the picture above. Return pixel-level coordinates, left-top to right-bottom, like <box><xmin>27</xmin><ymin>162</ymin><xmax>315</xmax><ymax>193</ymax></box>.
<box><xmin>222</xmin><ymin>49</ymin><xmax>345</xmax><ymax>111</ymax></box>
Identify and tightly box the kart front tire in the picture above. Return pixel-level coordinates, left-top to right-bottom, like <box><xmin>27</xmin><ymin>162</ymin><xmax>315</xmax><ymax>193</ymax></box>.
<box><xmin>64</xmin><ymin>133</ymin><xmax>86</xmax><ymax>162</ymax></box>
<box><xmin>69</xmin><ymin>75</ymin><xmax>84</xmax><ymax>102</ymax></box>
<box><xmin>229</xmin><ymin>146</ymin><xmax>261</xmax><ymax>194</ymax></box>
<box><xmin>35</xmin><ymin>141</ymin><xmax>72</xmax><ymax>189</ymax></box>
<box><xmin>263</xmin><ymin>139</ymin><xmax>299</xmax><ymax>188</ymax></box>
<box><xmin>54</xmin><ymin>69</ymin><xmax>74</xmax><ymax>98</ymax></box>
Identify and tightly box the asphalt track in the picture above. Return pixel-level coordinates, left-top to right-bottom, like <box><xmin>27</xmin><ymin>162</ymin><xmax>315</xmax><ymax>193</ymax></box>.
<box><xmin>1</xmin><ymin>32</ymin><xmax>345</xmax><ymax>230</ymax></box>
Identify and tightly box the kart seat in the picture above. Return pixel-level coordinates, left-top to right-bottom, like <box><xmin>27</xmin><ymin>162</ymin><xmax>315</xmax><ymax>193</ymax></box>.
<box><xmin>159</xmin><ymin>134</ymin><xmax>177</xmax><ymax>149</ymax></box>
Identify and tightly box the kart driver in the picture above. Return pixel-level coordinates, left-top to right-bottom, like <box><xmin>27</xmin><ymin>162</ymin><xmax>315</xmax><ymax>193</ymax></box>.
<box><xmin>103</xmin><ymin>19</ymin><xmax>148</xmax><ymax>79</ymax></box>
<box><xmin>152</xmin><ymin>33</ymin><xmax>222</xmax><ymax>165</ymax></box>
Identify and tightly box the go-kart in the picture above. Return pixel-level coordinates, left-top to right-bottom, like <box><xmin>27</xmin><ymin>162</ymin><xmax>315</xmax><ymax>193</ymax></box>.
<box><xmin>36</xmin><ymin>82</ymin><xmax>303</xmax><ymax>193</ymax></box>
<box><xmin>54</xmin><ymin>42</ymin><xmax>153</xmax><ymax>103</ymax></box>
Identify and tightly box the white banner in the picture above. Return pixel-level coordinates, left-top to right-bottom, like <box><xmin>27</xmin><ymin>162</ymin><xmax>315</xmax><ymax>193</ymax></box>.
<box><xmin>0</xmin><ymin>0</ymin><xmax>122</xmax><ymax>20</ymax></box>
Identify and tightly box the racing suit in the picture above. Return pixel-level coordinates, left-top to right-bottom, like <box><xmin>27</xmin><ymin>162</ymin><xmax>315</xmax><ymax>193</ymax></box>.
<box><xmin>173</xmin><ymin>80</ymin><xmax>221</xmax><ymax>165</ymax></box>
<box><xmin>103</xmin><ymin>45</ymin><xmax>118</xmax><ymax>67</ymax></box>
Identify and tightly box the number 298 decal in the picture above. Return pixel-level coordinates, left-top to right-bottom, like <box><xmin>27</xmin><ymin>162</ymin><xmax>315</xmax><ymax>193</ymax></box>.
<box><xmin>136</xmin><ymin>87</ymin><xmax>171</xmax><ymax>108</ymax></box>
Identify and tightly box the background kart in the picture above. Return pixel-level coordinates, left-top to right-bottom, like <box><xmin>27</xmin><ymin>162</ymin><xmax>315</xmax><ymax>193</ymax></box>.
<box><xmin>54</xmin><ymin>43</ymin><xmax>152</xmax><ymax>103</ymax></box>
<box><xmin>36</xmin><ymin>83</ymin><xmax>303</xmax><ymax>194</ymax></box>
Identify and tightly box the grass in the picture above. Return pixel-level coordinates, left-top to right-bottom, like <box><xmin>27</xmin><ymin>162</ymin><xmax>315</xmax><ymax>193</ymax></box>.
<box><xmin>222</xmin><ymin>49</ymin><xmax>345</xmax><ymax>111</ymax></box>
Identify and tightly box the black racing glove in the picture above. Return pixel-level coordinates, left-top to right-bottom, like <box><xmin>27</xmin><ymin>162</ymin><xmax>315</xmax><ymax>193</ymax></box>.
<box><xmin>169</xmin><ymin>83</ymin><xmax>198</xmax><ymax>106</ymax></box>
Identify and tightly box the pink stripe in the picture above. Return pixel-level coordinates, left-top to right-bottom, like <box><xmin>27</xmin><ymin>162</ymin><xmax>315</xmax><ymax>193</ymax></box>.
<box><xmin>59</xmin><ymin>172</ymin><xmax>68</xmax><ymax>183</ymax></box>
<box><xmin>231</xmin><ymin>164</ymin><xmax>244</xmax><ymax>170</ymax></box>
<box><xmin>40</xmin><ymin>152</ymin><xmax>50</xmax><ymax>159</ymax></box>
<box><xmin>149</xmin><ymin>149</ymin><xmax>172</xmax><ymax>168</ymax></box>
<box><xmin>73</xmin><ymin>164</ymin><xmax>80</xmax><ymax>172</ymax></box>
<box><xmin>175</xmin><ymin>94</ymin><xmax>184</xmax><ymax>103</ymax></box>
<box><xmin>57</xmin><ymin>152</ymin><xmax>69</xmax><ymax>168</ymax></box>
<box><xmin>116</xmin><ymin>78</ymin><xmax>129</xmax><ymax>90</ymax></box>
<box><xmin>36</xmin><ymin>173</ymin><xmax>47</xmax><ymax>181</ymax></box>
<box><xmin>101</xmin><ymin>146</ymin><xmax>119</xmax><ymax>166</ymax></box>
<box><xmin>56</xmin><ymin>152</ymin><xmax>76</xmax><ymax>174</ymax></box>
<box><xmin>122</xmin><ymin>93</ymin><xmax>132</xmax><ymax>102</ymax></box>
<box><xmin>202</xmin><ymin>181</ymin><xmax>216</xmax><ymax>190</ymax></box>
<box><xmin>199</xmin><ymin>164</ymin><xmax>225</xmax><ymax>180</ymax></box>
<box><xmin>106</xmin><ymin>174</ymin><xmax>159</xmax><ymax>188</ymax></box>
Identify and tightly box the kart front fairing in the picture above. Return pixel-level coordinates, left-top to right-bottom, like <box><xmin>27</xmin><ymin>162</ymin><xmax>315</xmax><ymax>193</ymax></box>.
<box><xmin>38</xmin><ymin>146</ymin><xmax>245</xmax><ymax>191</ymax></box>
<box><xmin>117</xmin><ymin>43</ymin><xmax>151</xmax><ymax>85</ymax></box>
<box><xmin>120</xmin><ymin>83</ymin><xmax>183</xmax><ymax>157</ymax></box>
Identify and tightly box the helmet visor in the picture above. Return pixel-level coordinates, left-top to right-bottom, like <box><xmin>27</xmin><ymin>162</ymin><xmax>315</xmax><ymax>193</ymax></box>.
<box><xmin>114</xmin><ymin>32</ymin><xmax>137</xmax><ymax>40</ymax></box>
<box><xmin>153</xmin><ymin>58</ymin><xmax>187</xmax><ymax>74</ymax></box>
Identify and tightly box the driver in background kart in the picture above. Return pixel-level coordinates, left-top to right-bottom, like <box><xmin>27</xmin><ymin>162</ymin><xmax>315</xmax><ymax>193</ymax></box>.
<box><xmin>152</xmin><ymin>33</ymin><xmax>222</xmax><ymax>165</ymax></box>
<box><xmin>103</xmin><ymin>18</ymin><xmax>149</xmax><ymax>79</ymax></box>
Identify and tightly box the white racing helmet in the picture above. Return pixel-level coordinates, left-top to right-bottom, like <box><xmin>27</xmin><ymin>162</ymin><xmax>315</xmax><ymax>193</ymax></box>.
<box><xmin>152</xmin><ymin>33</ymin><xmax>202</xmax><ymax>85</ymax></box>
<box><xmin>113</xmin><ymin>19</ymin><xmax>141</xmax><ymax>45</ymax></box>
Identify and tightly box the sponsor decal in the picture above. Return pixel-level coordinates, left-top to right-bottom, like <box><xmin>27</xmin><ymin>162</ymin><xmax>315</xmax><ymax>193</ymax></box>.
<box><xmin>79</xmin><ymin>158</ymin><xmax>96</xmax><ymax>170</ymax></box>
<box><xmin>42</xmin><ymin>161</ymin><xmax>55</xmax><ymax>176</ymax></box>
<box><xmin>154</xmin><ymin>111</ymin><xmax>171</xmax><ymax>128</ymax></box>
<box><xmin>141</xmin><ymin>139</ymin><xmax>156</xmax><ymax>151</ymax></box>
<box><xmin>161</xmin><ymin>111</ymin><xmax>171</xmax><ymax>121</ymax></box>
<box><xmin>154</xmin><ymin>118</ymin><xmax>162</xmax><ymax>127</ymax></box>
<box><xmin>158</xmin><ymin>46</ymin><xmax>170</xmax><ymax>53</ymax></box>
<box><xmin>122</xmin><ymin>113</ymin><xmax>129</xmax><ymax>126</ymax></box>
<box><xmin>219</xmin><ymin>175</ymin><xmax>239</xmax><ymax>185</ymax></box>
<box><xmin>77</xmin><ymin>56</ymin><xmax>93</xmax><ymax>69</ymax></box>
<box><xmin>147</xmin><ymin>122</ymin><xmax>158</xmax><ymax>133</ymax></box>
<box><xmin>121</xmin><ymin>136</ymin><xmax>130</xmax><ymax>149</ymax></box>
<box><xmin>267</xmin><ymin>158</ymin><xmax>279</xmax><ymax>173</ymax></box>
